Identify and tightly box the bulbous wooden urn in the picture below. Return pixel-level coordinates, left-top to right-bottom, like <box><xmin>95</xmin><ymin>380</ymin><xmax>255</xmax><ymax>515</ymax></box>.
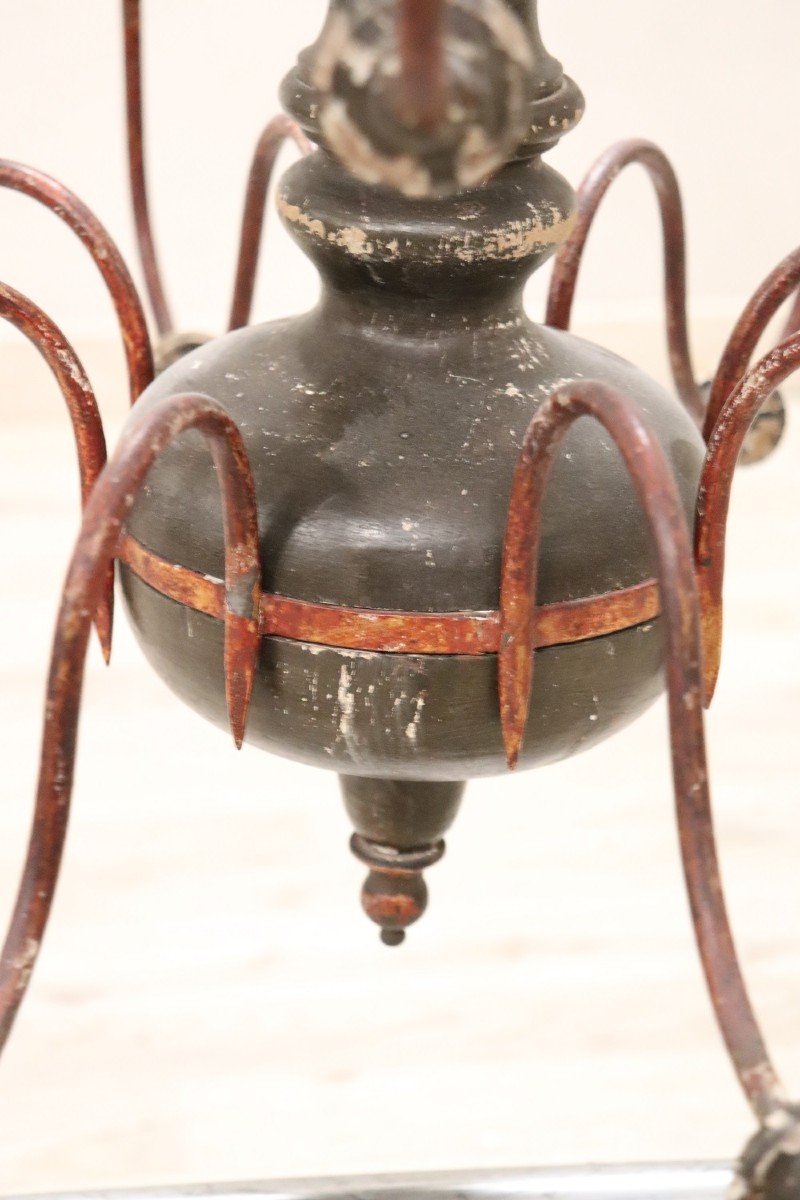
<box><xmin>119</xmin><ymin>0</ymin><xmax>705</xmax><ymax>940</ymax></box>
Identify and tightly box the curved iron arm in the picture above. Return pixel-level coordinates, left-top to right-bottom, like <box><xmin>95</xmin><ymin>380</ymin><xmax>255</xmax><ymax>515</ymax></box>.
<box><xmin>228</xmin><ymin>115</ymin><xmax>312</xmax><ymax>332</ymax></box>
<box><xmin>0</xmin><ymin>392</ymin><xmax>262</xmax><ymax>1057</ymax></box>
<box><xmin>396</xmin><ymin>0</ymin><xmax>447</xmax><ymax>131</ymax></box>
<box><xmin>122</xmin><ymin>0</ymin><xmax>173</xmax><ymax>338</ymax></box>
<box><xmin>784</xmin><ymin>286</ymin><xmax>800</xmax><ymax>341</ymax></box>
<box><xmin>0</xmin><ymin>158</ymin><xmax>154</xmax><ymax>404</ymax></box>
<box><xmin>546</xmin><ymin>140</ymin><xmax>704</xmax><ymax>425</ymax></box>
<box><xmin>696</xmin><ymin>331</ymin><xmax>800</xmax><ymax>704</ymax></box>
<box><xmin>499</xmin><ymin>380</ymin><xmax>789</xmax><ymax>1144</ymax></box>
<box><xmin>0</xmin><ymin>282</ymin><xmax>113</xmax><ymax>661</ymax></box>
<box><xmin>703</xmin><ymin>245</ymin><xmax>800</xmax><ymax>441</ymax></box>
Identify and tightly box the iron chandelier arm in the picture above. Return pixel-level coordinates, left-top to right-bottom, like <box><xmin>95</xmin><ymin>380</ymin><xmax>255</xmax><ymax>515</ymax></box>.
<box><xmin>704</xmin><ymin>245</ymin><xmax>800</xmax><ymax>442</ymax></box>
<box><xmin>783</xmin><ymin>285</ymin><xmax>800</xmax><ymax>342</ymax></box>
<box><xmin>304</xmin><ymin>0</ymin><xmax>551</xmax><ymax>198</ymax></box>
<box><xmin>0</xmin><ymin>282</ymin><xmax>114</xmax><ymax>661</ymax></box>
<box><xmin>696</xmin><ymin>330</ymin><xmax>800</xmax><ymax>705</ymax></box>
<box><xmin>499</xmin><ymin>381</ymin><xmax>702</xmax><ymax>770</ymax></box>
<box><xmin>0</xmin><ymin>159</ymin><xmax>154</xmax><ymax>404</ymax></box>
<box><xmin>395</xmin><ymin>0</ymin><xmax>447</xmax><ymax>132</ymax></box>
<box><xmin>123</xmin><ymin>3</ymin><xmax>314</xmax><ymax>343</ymax></box>
<box><xmin>498</xmin><ymin>381</ymin><xmax>788</xmax><ymax>1135</ymax></box>
<box><xmin>228</xmin><ymin>115</ymin><xmax>312</xmax><ymax>332</ymax></box>
<box><xmin>545</xmin><ymin>140</ymin><xmax>705</xmax><ymax>426</ymax></box>
<box><xmin>122</xmin><ymin>0</ymin><xmax>173</xmax><ymax>339</ymax></box>
<box><xmin>0</xmin><ymin>391</ymin><xmax>262</xmax><ymax>1059</ymax></box>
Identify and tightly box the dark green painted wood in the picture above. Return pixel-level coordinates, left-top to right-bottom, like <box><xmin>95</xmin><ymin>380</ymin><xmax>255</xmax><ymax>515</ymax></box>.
<box><xmin>118</xmin><ymin>8</ymin><xmax>703</xmax><ymax>783</ymax></box>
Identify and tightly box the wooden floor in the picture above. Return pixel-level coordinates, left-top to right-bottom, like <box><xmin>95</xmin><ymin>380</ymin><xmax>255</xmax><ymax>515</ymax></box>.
<box><xmin>0</xmin><ymin>351</ymin><xmax>798</xmax><ymax>1195</ymax></box>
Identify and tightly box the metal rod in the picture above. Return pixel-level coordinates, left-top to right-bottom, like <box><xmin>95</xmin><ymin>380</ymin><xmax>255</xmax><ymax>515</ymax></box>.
<box><xmin>498</xmin><ymin>381</ymin><xmax>785</xmax><ymax>1128</ymax></box>
<box><xmin>783</xmin><ymin>285</ymin><xmax>800</xmax><ymax>340</ymax></box>
<box><xmin>122</xmin><ymin>0</ymin><xmax>173</xmax><ymax>337</ymax></box>
<box><xmin>703</xmin><ymin>245</ymin><xmax>800</xmax><ymax>441</ymax></box>
<box><xmin>696</xmin><ymin>330</ymin><xmax>800</xmax><ymax>704</ymax></box>
<box><xmin>0</xmin><ymin>158</ymin><xmax>154</xmax><ymax>403</ymax></box>
<box><xmin>396</xmin><ymin>0</ymin><xmax>447</xmax><ymax>130</ymax></box>
<box><xmin>228</xmin><ymin>115</ymin><xmax>312</xmax><ymax>331</ymax></box>
<box><xmin>6</xmin><ymin>1162</ymin><xmax>737</xmax><ymax>1200</ymax></box>
<box><xmin>546</xmin><ymin>140</ymin><xmax>705</xmax><ymax>426</ymax></box>
<box><xmin>0</xmin><ymin>392</ymin><xmax>261</xmax><ymax>1059</ymax></box>
<box><xmin>0</xmin><ymin>282</ymin><xmax>113</xmax><ymax>661</ymax></box>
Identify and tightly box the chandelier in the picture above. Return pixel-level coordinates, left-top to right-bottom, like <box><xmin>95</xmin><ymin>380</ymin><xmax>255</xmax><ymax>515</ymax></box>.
<box><xmin>1</xmin><ymin>3</ymin><xmax>798</xmax><ymax>1197</ymax></box>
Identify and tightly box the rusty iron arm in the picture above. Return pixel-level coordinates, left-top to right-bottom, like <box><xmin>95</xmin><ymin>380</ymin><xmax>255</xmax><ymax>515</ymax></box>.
<box><xmin>784</xmin><ymin>286</ymin><xmax>800</xmax><ymax>341</ymax></box>
<box><xmin>703</xmin><ymin>245</ymin><xmax>800</xmax><ymax>441</ymax></box>
<box><xmin>228</xmin><ymin>115</ymin><xmax>312</xmax><ymax>332</ymax></box>
<box><xmin>546</xmin><ymin>140</ymin><xmax>705</xmax><ymax>425</ymax></box>
<box><xmin>0</xmin><ymin>392</ymin><xmax>262</xmax><ymax>1058</ymax></box>
<box><xmin>0</xmin><ymin>159</ymin><xmax>154</xmax><ymax>403</ymax></box>
<box><xmin>122</xmin><ymin>0</ymin><xmax>173</xmax><ymax>338</ymax></box>
<box><xmin>396</xmin><ymin>0</ymin><xmax>447</xmax><ymax>131</ymax></box>
<box><xmin>499</xmin><ymin>382</ymin><xmax>704</xmax><ymax>772</ymax></box>
<box><xmin>498</xmin><ymin>382</ymin><xmax>790</xmax><ymax>1152</ymax></box>
<box><xmin>0</xmin><ymin>282</ymin><xmax>114</xmax><ymax>661</ymax></box>
<box><xmin>696</xmin><ymin>332</ymin><xmax>800</xmax><ymax>705</ymax></box>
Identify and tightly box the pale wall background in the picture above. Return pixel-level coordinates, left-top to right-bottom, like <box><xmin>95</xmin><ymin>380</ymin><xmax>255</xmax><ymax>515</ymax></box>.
<box><xmin>1</xmin><ymin>4</ymin><xmax>800</xmax><ymax>1198</ymax></box>
<box><xmin>0</xmin><ymin>1</ymin><xmax>799</xmax><ymax>360</ymax></box>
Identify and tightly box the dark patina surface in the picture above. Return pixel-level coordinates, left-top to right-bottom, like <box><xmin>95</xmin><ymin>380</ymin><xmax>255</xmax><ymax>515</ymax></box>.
<box><xmin>3</xmin><ymin>5</ymin><xmax>800</xmax><ymax>1188</ymax></box>
<box><xmin>116</xmin><ymin>0</ymin><xmax>704</xmax><ymax>950</ymax></box>
<box><xmin>120</xmin><ymin>143</ymin><xmax>704</xmax><ymax>777</ymax></box>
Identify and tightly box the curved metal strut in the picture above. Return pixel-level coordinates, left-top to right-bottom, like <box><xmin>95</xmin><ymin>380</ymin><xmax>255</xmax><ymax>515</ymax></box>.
<box><xmin>122</xmin><ymin>0</ymin><xmax>173</xmax><ymax>337</ymax></box>
<box><xmin>704</xmin><ymin>245</ymin><xmax>800</xmax><ymax>441</ymax></box>
<box><xmin>546</xmin><ymin>140</ymin><xmax>705</xmax><ymax>425</ymax></box>
<box><xmin>0</xmin><ymin>158</ymin><xmax>154</xmax><ymax>403</ymax></box>
<box><xmin>0</xmin><ymin>282</ymin><xmax>113</xmax><ymax>659</ymax></box>
<box><xmin>498</xmin><ymin>381</ymin><xmax>798</xmax><ymax>1196</ymax></box>
<box><xmin>0</xmin><ymin>392</ymin><xmax>262</xmax><ymax>1057</ymax></box>
<box><xmin>229</xmin><ymin>115</ymin><xmax>312</xmax><ymax>331</ymax></box>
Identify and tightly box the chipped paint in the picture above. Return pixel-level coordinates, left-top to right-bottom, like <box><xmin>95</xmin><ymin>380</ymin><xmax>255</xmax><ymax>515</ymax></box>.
<box><xmin>404</xmin><ymin>694</ymin><xmax>426</xmax><ymax>743</ymax></box>
<box><xmin>277</xmin><ymin>197</ymin><xmax>327</xmax><ymax>241</ymax></box>
<box><xmin>279</xmin><ymin>189</ymin><xmax>573</xmax><ymax>267</ymax></box>
<box><xmin>453</xmin><ymin>208</ymin><xmax>575</xmax><ymax>263</ymax></box>
<box><xmin>335</xmin><ymin>662</ymin><xmax>358</xmax><ymax>751</ymax></box>
<box><xmin>308</xmin><ymin>0</ymin><xmax>539</xmax><ymax>198</ymax></box>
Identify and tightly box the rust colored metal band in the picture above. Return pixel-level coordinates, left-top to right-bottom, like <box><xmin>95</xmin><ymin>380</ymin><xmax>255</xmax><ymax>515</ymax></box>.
<box><xmin>118</xmin><ymin>533</ymin><xmax>660</xmax><ymax>655</ymax></box>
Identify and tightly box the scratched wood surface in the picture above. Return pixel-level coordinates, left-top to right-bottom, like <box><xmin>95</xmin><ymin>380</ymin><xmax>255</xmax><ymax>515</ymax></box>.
<box><xmin>0</xmin><ymin>345</ymin><xmax>798</xmax><ymax>1194</ymax></box>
